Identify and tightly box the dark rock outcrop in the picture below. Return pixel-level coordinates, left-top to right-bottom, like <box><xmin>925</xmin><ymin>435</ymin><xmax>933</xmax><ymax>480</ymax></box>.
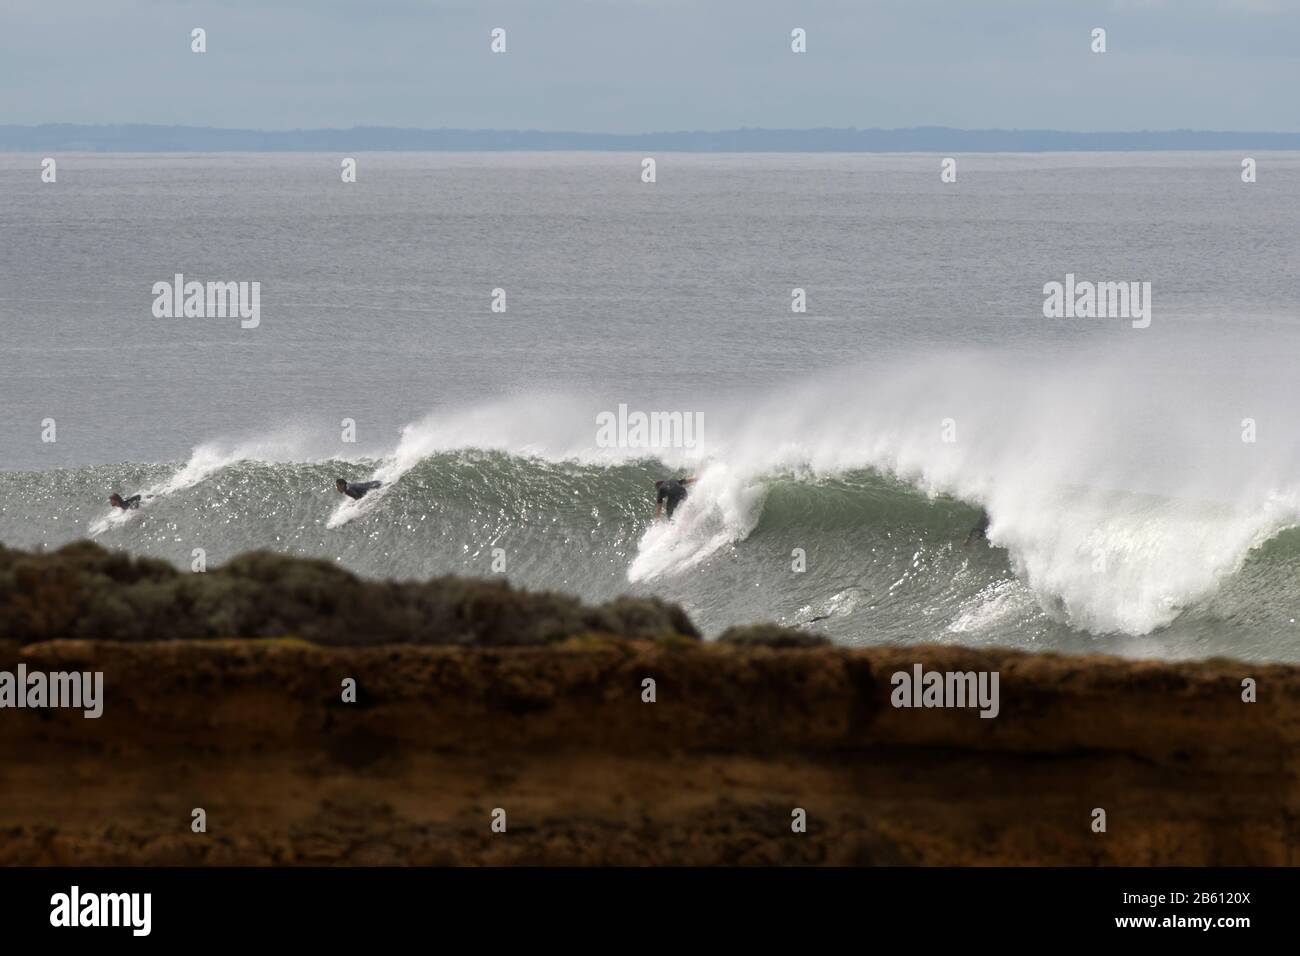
<box><xmin>0</xmin><ymin>541</ymin><xmax>698</xmax><ymax>646</ymax></box>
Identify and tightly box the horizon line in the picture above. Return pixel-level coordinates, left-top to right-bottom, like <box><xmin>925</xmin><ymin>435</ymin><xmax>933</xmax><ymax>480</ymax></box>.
<box><xmin>4</xmin><ymin>123</ymin><xmax>1299</xmax><ymax>153</ymax></box>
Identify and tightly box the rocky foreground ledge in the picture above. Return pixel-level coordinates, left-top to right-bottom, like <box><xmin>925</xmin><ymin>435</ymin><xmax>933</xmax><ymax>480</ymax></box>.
<box><xmin>0</xmin><ymin>542</ymin><xmax>1297</xmax><ymax>865</ymax></box>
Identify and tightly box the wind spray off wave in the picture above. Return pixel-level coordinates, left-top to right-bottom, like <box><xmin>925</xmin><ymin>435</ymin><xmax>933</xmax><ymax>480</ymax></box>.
<box><xmin>10</xmin><ymin>343</ymin><xmax>1300</xmax><ymax>661</ymax></box>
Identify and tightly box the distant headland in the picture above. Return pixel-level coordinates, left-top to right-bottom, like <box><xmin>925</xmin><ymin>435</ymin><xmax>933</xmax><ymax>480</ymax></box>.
<box><xmin>3</xmin><ymin>124</ymin><xmax>1299</xmax><ymax>153</ymax></box>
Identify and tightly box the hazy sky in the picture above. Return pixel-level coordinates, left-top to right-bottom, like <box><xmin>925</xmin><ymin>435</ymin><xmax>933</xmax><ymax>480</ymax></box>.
<box><xmin>2</xmin><ymin>0</ymin><xmax>1297</xmax><ymax>132</ymax></box>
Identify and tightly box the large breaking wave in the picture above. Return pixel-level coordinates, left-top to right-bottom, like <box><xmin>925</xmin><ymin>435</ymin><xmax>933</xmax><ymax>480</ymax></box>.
<box><xmin>6</xmin><ymin>346</ymin><xmax>1300</xmax><ymax>660</ymax></box>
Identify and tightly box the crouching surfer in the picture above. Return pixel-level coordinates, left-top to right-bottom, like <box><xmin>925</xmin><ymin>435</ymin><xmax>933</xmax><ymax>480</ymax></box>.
<box><xmin>108</xmin><ymin>492</ymin><xmax>143</xmax><ymax>510</ymax></box>
<box><xmin>654</xmin><ymin>475</ymin><xmax>697</xmax><ymax>521</ymax></box>
<box><xmin>335</xmin><ymin>477</ymin><xmax>382</xmax><ymax>500</ymax></box>
<box><xmin>964</xmin><ymin>510</ymin><xmax>991</xmax><ymax>548</ymax></box>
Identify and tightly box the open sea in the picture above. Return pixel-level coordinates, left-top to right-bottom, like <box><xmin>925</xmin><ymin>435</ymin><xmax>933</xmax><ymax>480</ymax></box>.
<box><xmin>4</xmin><ymin>150</ymin><xmax>1300</xmax><ymax>659</ymax></box>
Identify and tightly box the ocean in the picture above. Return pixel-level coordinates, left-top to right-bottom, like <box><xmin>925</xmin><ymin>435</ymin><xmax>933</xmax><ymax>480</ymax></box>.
<box><xmin>3</xmin><ymin>150</ymin><xmax>1300</xmax><ymax>660</ymax></box>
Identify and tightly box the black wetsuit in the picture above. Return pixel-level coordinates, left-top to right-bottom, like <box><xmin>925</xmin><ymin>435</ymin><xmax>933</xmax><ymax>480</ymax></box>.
<box><xmin>342</xmin><ymin>480</ymin><xmax>382</xmax><ymax>501</ymax></box>
<box><xmin>117</xmin><ymin>495</ymin><xmax>142</xmax><ymax>510</ymax></box>
<box><xmin>657</xmin><ymin>479</ymin><xmax>689</xmax><ymax>518</ymax></box>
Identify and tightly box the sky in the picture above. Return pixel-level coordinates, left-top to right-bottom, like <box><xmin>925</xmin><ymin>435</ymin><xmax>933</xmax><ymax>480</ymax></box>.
<box><xmin>1</xmin><ymin>0</ymin><xmax>1297</xmax><ymax>132</ymax></box>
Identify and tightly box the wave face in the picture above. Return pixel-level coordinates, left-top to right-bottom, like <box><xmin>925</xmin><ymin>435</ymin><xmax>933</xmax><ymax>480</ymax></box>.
<box><xmin>5</xmin><ymin>451</ymin><xmax>1300</xmax><ymax>661</ymax></box>
<box><xmin>7</xmin><ymin>343</ymin><xmax>1300</xmax><ymax>662</ymax></box>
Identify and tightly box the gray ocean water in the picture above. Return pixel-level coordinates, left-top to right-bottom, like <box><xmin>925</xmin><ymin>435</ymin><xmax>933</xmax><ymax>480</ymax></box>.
<box><xmin>4</xmin><ymin>152</ymin><xmax>1300</xmax><ymax>659</ymax></box>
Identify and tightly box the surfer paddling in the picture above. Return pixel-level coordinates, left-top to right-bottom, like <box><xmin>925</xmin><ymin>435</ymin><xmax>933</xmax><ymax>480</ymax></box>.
<box><xmin>108</xmin><ymin>493</ymin><xmax>143</xmax><ymax>511</ymax></box>
<box><xmin>654</xmin><ymin>475</ymin><xmax>697</xmax><ymax>521</ymax></box>
<box><xmin>335</xmin><ymin>477</ymin><xmax>382</xmax><ymax>501</ymax></box>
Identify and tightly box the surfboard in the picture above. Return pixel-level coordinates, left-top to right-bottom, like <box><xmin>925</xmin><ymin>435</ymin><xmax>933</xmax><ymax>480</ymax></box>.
<box><xmin>325</xmin><ymin>481</ymin><xmax>390</xmax><ymax>529</ymax></box>
<box><xmin>89</xmin><ymin>500</ymin><xmax>149</xmax><ymax>536</ymax></box>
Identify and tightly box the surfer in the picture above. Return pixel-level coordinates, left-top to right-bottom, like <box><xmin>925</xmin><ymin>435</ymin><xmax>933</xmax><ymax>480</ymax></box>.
<box><xmin>335</xmin><ymin>477</ymin><xmax>382</xmax><ymax>501</ymax></box>
<box><xmin>654</xmin><ymin>475</ymin><xmax>697</xmax><ymax>520</ymax></box>
<box><xmin>964</xmin><ymin>510</ymin><xmax>991</xmax><ymax>548</ymax></box>
<box><xmin>108</xmin><ymin>493</ymin><xmax>142</xmax><ymax>510</ymax></box>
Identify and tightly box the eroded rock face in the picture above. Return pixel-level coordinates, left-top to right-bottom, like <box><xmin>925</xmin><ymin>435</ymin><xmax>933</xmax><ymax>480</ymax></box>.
<box><xmin>1</xmin><ymin>637</ymin><xmax>1296</xmax><ymax>866</ymax></box>
<box><xmin>0</xmin><ymin>542</ymin><xmax>1295</xmax><ymax>865</ymax></box>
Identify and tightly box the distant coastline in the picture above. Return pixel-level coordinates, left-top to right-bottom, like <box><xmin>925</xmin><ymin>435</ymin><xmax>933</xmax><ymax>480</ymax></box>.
<box><xmin>4</xmin><ymin>124</ymin><xmax>1300</xmax><ymax>153</ymax></box>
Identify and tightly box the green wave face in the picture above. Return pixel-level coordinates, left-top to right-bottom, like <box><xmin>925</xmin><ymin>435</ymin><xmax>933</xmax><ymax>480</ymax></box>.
<box><xmin>3</xmin><ymin>453</ymin><xmax>1299</xmax><ymax>662</ymax></box>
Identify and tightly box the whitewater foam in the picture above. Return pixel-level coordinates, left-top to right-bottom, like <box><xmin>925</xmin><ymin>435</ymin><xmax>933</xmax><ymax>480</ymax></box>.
<box><xmin>90</xmin><ymin>428</ymin><xmax>351</xmax><ymax>536</ymax></box>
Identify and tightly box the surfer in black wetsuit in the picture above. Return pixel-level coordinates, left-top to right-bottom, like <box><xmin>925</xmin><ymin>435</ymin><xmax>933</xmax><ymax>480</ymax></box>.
<box><xmin>654</xmin><ymin>475</ymin><xmax>697</xmax><ymax>520</ymax></box>
<box><xmin>108</xmin><ymin>493</ymin><xmax>142</xmax><ymax>510</ymax></box>
<box><xmin>335</xmin><ymin>477</ymin><xmax>382</xmax><ymax>500</ymax></box>
<box><xmin>964</xmin><ymin>509</ymin><xmax>991</xmax><ymax>548</ymax></box>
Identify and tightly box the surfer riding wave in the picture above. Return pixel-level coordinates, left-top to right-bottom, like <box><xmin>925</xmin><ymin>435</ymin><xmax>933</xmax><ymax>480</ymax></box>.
<box><xmin>335</xmin><ymin>478</ymin><xmax>382</xmax><ymax>500</ymax></box>
<box><xmin>654</xmin><ymin>475</ymin><xmax>697</xmax><ymax>520</ymax></box>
